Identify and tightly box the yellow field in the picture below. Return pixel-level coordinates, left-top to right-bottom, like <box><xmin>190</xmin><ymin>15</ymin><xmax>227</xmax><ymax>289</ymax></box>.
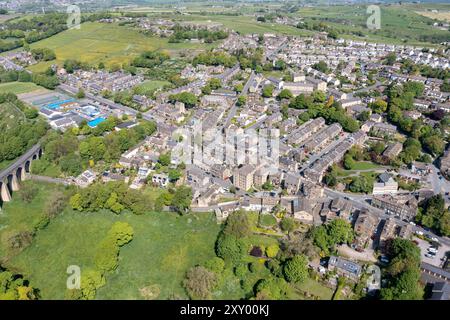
<box><xmin>416</xmin><ymin>11</ymin><xmax>450</xmax><ymax>22</ymax></box>
<box><xmin>28</xmin><ymin>22</ymin><xmax>213</xmax><ymax>69</ymax></box>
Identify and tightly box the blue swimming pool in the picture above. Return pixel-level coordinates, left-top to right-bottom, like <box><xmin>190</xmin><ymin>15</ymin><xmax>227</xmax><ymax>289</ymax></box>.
<box><xmin>45</xmin><ymin>99</ymin><xmax>76</xmax><ymax>110</ymax></box>
<box><xmin>87</xmin><ymin>117</ymin><xmax>106</xmax><ymax>128</ymax></box>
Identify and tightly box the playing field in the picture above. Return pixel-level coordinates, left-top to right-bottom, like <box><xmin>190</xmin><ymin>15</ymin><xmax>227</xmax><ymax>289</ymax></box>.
<box><xmin>0</xmin><ymin>82</ymin><xmax>44</xmax><ymax>95</ymax></box>
<box><xmin>28</xmin><ymin>22</ymin><xmax>214</xmax><ymax>69</ymax></box>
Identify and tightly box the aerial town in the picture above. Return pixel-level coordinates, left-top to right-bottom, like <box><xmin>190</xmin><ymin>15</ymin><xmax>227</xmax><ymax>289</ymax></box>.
<box><xmin>0</xmin><ymin>0</ymin><xmax>449</xmax><ymax>305</ymax></box>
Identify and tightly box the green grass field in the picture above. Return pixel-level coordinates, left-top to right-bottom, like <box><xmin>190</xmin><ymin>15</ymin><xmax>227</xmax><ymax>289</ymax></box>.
<box><xmin>1</xmin><ymin>181</ymin><xmax>221</xmax><ymax>299</ymax></box>
<box><xmin>295</xmin><ymin>4</ymin><xmax>449</xmax><ymax>46</ymax></box>
<box><xmin>133</xmin><ymin>80</ymin><xmax>171</xmax><ymax>95</ymax></box>
<box><xmin>0</xmin><ymin>82</ymin><xmax>44</xmax><ymax>95</ymax></box>
<box><xmin>28</xmin><ymin>22</ymin><xmax>214</xmax><ymax>70</ymax></box>
<box><xmin>155</xmin><ymin>14</ymin><xmax>315</xmax><ymax>36</ymax></box>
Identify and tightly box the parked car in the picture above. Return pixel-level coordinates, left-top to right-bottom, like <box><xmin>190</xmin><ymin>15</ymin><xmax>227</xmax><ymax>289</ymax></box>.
<box><xmin>425</xmin><ymin>253</ymin><xmax>434</xmax><ymax>258</ymax></box>
<box><xmin>415</xmin><ymin>230</ymin><xmax>424</xmax><ymax>236</ymax></box>
<box><xmin>428</xmin><ymin>247</ymin><xmax>438</xmax><ymax>254</ymax></box>
<box><xmin>409</xmin><ymin>222</ymin><xmax>416</xmax><ymax>226</ymax></box>
<box><xmin>379</xmin><ymin>256</ymin><xmax>390</xmax><ymax>264</ymax></box>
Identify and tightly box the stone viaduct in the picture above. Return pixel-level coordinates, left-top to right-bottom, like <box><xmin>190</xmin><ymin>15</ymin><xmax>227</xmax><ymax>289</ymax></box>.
<box><xmin>0</xmin><ymin>144</ymin><xmax>42</xmax><ymax>206</ymax></box>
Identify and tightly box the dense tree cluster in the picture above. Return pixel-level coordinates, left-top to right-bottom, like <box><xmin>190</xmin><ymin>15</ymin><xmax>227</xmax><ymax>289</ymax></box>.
<box><xmin>70</xmin><ymin>181</ymin><xmax>153</xmax><ymax>215</ymax></box>
<box><xmin>0</xmin><ymin>267</ymin><xmax>38</xmax><ymax>300</ymax></box>
<box><xmin>168</xmin><ymin>25</ymin><xmax>228</xmax><ymax>43</ymax></box>
<box><xmin>386</xmin><ymin>82</ymin><xmax>446</xmax><ymax>158</ymax></box>
<box><xmin>0</xmin><ymin>101</ymin><xmax>48</xmax><ymax>163</ymax></box>
<box><xmin>192</xmin><ymin>51</ymin><xmax>237</xmax><ymax>68</ymax></box>
<box><xmin>381</xmin><ymin>239</ymin><xmax>423</xmax><ymax>300</ymax></box>
<box><xmin>168</xmin><ymin>91</ymin><xmax>198</xmax><ymax>108</ymax></box>
<box><xmin>290</xmin><ymin>93</ymin><xmax>360</xmax><ymax>133</ymax></box>
<box><xmin>131</xmin><ymin>50</ymin><xmax>170</xmax><ymax>68</ymax></box>
<box><xmin>416</xmin><ymin>194</ymin><xmax>450</xmax><ymax>237</ymax></box>
<box><xmin>312</xmin><ymin>219</ymin><xmax>355</xmax><ymax>254</ymax></box>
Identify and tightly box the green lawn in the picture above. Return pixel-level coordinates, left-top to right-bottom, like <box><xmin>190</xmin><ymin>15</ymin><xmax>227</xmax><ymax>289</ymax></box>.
<box><xmin>349</xmin><ymin>161</ymin><xmax>382</xmax><ymax>171</ymax></box>
<box><xmin>0</xmin><ymin>82</ymin><xmax>44</xmax><ymax>95</ymax></box>
<box><xmin>3</xmin><ymin>187</ymin><xmax>221</xmax><ymax>299</ymax></box>
<box><xmin>259</xmin><ymin>214</ymin><xmax>277</xmax><ymax>227</ymax></box>
<box><xmin>27</xmin><ymin>22</ymin><xmax>214</xmax><ymax>70</ymax></box>
<box><xmin>293</xmin><ymin>277</ymin><xmax>334</xmax><ymax>300</ymax></box>
<box><xmin>133</xmin><ymin>80</ymin><xmax>171</xmax><ymax>95</ymax></box>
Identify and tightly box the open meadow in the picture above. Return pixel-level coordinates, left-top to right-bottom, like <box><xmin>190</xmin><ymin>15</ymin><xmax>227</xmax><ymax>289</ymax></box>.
<box><xmin>28</xmin><ymin>22</ymin><xmax>215</xmax><ymax>70</ymax></box>
<box><xmin>0</xmin><ymin>181</ymin><xmax>221</xmax><ymax>300</ymax></box>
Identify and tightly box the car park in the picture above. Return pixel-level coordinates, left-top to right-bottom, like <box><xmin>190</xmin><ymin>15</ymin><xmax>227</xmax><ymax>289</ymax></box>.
<box><xmin>428</xmin><ymin>247</ymin><xmax>438</xmax><ymax>254</ymax></box>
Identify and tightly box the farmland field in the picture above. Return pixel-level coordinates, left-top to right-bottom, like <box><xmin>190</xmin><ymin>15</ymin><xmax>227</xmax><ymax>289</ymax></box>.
<box><xmin>28</xmin><ymin>22</ymin><xmax>215</xmax><ymax>70</ymax></box>
<box><xmin>294</xmin><ymin>4</ymin><xmax>450</xmax><ymax>46</ymax></box>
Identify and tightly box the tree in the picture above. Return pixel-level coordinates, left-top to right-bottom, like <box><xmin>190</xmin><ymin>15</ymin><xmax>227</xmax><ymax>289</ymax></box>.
<box><xmin>369</xmin><ymin>99</ymin><xmax>388</xmax><ymax>114</ymax></box>
<box><xmin>168</xmin><ymin>168</ymin><xmax>182</xmax><ymax>182</ymax></box>
<box><xmin>327</xmin><ymin>219</ymin><xmax>354</xmax><ymax>245</ymax></box>
<box><xmin>349</xmin><ymin>176</ymin><xmax>372</xmax><ymax>193</ymax></box>
<box><xmin>311</xmin><ymin>90</ymin><xmax>326</xmax><ymax>103</ymax></box>
<box><xmin>79</xmin><ymin>269</ymin><xmax>105</xmax><ymax>300</ymax></box>
<box><xmin>327</xmin><ymin>29</ymin><xmax>338</xmax><ymax>39</ymax></box>
<box><xmin>171</xmin><ymin>186</ymin><xmax>192</xmax><ymax>214</ymax></box>
<box><xmin>262</xmin><ymin>84</ymin><xmax>274</xmax><ymax>98</ymax></box>
<box><xmin>343</xmin><ymin>154</ymin><xmax>355</xmax><ymax>170</ymax></box>
<box><xmin>208</xmin><ymin>78</ymin><xmax>221</xmax><ymax>90</ymax></box>
<box><xmin>76</xmin><ymin>88</ymin><xmax>85</xmax><ymax>99</ymax></box>
<box><xmin>274</xmin><ymin>59</ymin><xmax>286</xmax><ymax>70</ymax></box>
<box><xmin>384</xmin><ymin>53</ymin><xmax>397</xmax><ymax>66</ymax></box>
<box><xmin>236</xmin><ymin>95</ymin><xmax>246</xmax><ymax>106</ymax></box>
<box><xmin>224</xmin><ymin>210</ymin><xmax>252</xmax><ymax>238</ymax></box>
<box><xmin>60</xmin><ymin>153</ymin><xmax>83</xmax><ymax>176</ymax></box>
<box><xmin>168</xmin><ymin>92</ymin><xmax>198</xmax><ymax>108</ymax></box>
<box><xmin>234</xmin><ymin>83</ymin><xmax>243</xmax><ymax>93</ymax></box>
<box><xmin>108</xmin><ymin>222</ymin><xmax>134</xmax><ymax>246</ymax></box>
<box><xmin>381</xmin><ymin>238</ymin><xmax>423</xmax><ymax>300</ymax></box>
<box><xmin>158</xmin><ymin>152</ymin><xmax>171</xmax><ymax>166</ymax></box>
<box><xmin>255</xmin><ymin>277</ymin><xmax>291</xmax><ymax>300</ymax></box>
<box><xmin>280</xmin><ymin>216</ymin><xmax>297</xmax><ymax>234</ymax></box>
<box><xmin>216</xmin><ymin>233</ymin><xmax>248</xmax><ymax>263</ymax></box>
<box><xmin>283</xmin><ymin>254</ymin><xmax>309</xmax><ymax>283</ymax></box>
<box><xmin>422</xmin><ymin>135</ymin><xmax>444</xmax><ymax>156</ymax></box>
<box><xmin>266</xmin><ymin>244</ymin><xmax>279</xmax><ymax>258</ymax></box>
<box><xmin>184</xmin><ymin>266</ymin><xmax>217</xmax><ymax>299</ymax></box>
<box><xmin>277</xmin><ymin>89</ymin><xmax>293</xmax><ymax>100</ymax></box>
<box><xmin>312</xmin><ymin>60</ymin><xmax>329</xmax><ymax>73</ymax></box>
<box><xmin>94</xmin><ymin>238</ymin><xmax>119</xmax><ymax>272</ymax></box>
<box><xmin>203</xmin><ymin>257</ymin><xmax>225</xmax><ymax>274</ymax></box>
